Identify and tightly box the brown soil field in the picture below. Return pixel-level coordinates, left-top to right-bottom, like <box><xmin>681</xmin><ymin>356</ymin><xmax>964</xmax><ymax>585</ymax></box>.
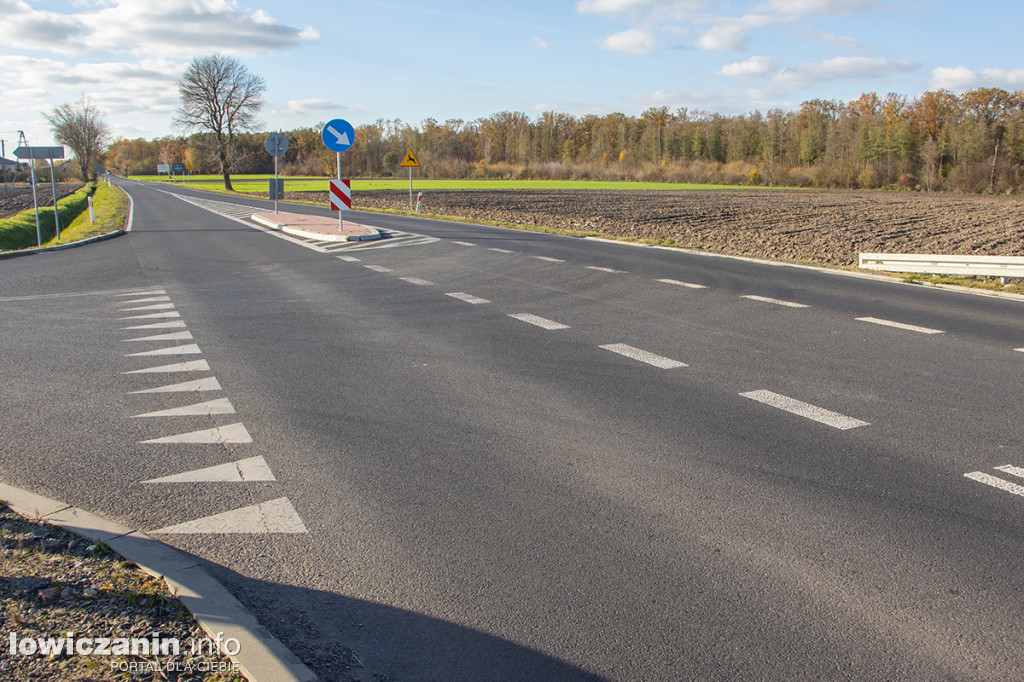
<box><xmin>0</xmin><ymin>184</ymin><xmax>82</xmax><ymax>219</ymax></box>
<box><xmin>283</xmin><ymin>188</ymin><xmax>1024</xmax><ymax>269</ymax></box>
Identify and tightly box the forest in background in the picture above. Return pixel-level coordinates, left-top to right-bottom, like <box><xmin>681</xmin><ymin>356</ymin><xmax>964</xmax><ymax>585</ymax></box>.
<box><xmin>103</xmin><ymin>87</ymin><xmax>1024</xmax><ymax>194</ymax></box>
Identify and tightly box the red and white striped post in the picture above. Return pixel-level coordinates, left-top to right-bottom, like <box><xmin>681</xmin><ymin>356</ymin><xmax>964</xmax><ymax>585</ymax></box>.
<box><xmin>415</xmin><ymin>192</ymin><xmax>423</xmax><ymax>213</ymax></box>
<box><xmin>330</xmin><ymin>179</ymin><xmax>351</xmax><ymax>231</ymax></box>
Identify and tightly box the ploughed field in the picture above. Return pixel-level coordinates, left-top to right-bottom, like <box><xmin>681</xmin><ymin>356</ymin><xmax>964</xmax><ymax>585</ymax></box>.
<box><xmin>291</xmin><ymin>187</ymin><xmax>1024</xmax><ymax>268</ymax></box>
<box><xmin>0</xmin><ymin>184</ymin><xmax>82</xmax><ymax>219</ymax></box>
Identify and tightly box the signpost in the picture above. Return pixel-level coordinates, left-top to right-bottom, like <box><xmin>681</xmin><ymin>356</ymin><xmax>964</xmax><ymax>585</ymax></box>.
<box><xmin>401</xmin><ymin>149</ymin><xmax>420</xmax><ymax>210</ymax></box>
<box><xmin>265</xmin><ymin>132</ymin><xmax>289</xmax><ymax>213</ymax></box>
<box><xmin>321</xmin><ymin>119</ymin><xmax>355</xmax><ymax>231</ymax></box>
<box><xmin>14</xmin><ymin>142</ymin><xmax>65</xmax><ymax>246</ymax></box>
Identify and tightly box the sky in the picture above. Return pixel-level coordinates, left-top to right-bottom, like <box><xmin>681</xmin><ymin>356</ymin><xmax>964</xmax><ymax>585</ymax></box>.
<box><xmin>2</xmin><ymin>0</ymin><xmax>1023</xmax><ymax>154</ymax></box>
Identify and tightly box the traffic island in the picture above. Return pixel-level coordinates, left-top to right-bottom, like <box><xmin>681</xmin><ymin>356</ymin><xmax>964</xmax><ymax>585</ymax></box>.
<box><xmin>251</xmin><ymin>211</ymin><xmax>381</xmax><ymax>243</ymax></box>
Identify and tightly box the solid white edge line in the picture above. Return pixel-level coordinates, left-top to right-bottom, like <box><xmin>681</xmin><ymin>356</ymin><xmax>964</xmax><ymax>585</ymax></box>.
<box><xmin>741</xmin><ymin>295</ymin><xmax>809</xmax><ymax>308</ymax></box>
<box><xmin>740</xmin><ymin>390</ymin><xmax>869</xmax><ymax>430</ymax></box>
<box><xmin>508</xmin><ymin>313</ymin><xmax>570</xmax><ymax>330</ymax></box>
<box><xmin>964</xmin><ymin>471</ymin><xmax>1024</xmax><ymax>497</ymax></box>
<box><xmin>600</xmin><ymin>343</ymin><xmax>687</xmax><ymax>368</ymax></box>
<box><xmin>855</xmin><ymin>317</ymin><xmax>945</xmax><ymax>334</ymax></box>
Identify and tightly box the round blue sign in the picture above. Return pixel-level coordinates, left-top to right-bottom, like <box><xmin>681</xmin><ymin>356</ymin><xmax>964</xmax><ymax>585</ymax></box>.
<box><xmin>322</xmin><ymin>118</ymin><xmax>355</xmax><ymax>153</ymax></box>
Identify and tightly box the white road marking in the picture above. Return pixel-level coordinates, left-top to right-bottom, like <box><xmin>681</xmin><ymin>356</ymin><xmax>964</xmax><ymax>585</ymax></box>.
<box><xmin>120</xmin><ymin>311</ymin><xmax>181</xmax><ymax>320</ymax></box>
<box><xmin>488</xmin><ymin>247</ymin><xmax>514</xmax><ymax>254</ymax></box>
<box><xmin>143</xmin><ymin>456</ymin><xmax>275</xmax><ymax>483</ymax></box>
<box><xmin>123</xmin><ymin>331</ymin><xmax>194</xmax><ymax>343</ymax></box>
<box><xmin>400</xmin><ymin>277</ymin><xmax>434</xmax><ymax>286</ymax></box>
<box><xmin>855</xmin><ymin>317</ymin><xmax>944</xmax><ymax>334</ymax></box>
<box><xmin>1015</xmin><ymin>348</ymin><xmax>1024</xmax><ymax>353</ymax></box>
<box><xmin>446</xmin><ymin>292</ymin><xmax>490</xmax><ymax>304</ymax></box>
<box><xmin>337</xmin><ymin>255</ymin><xmax>361</xmax><ymax>262</ymax></box>
<box><xmin>740</xmin><ymin>390</ymin><xmax>869</xmax><ymax>430</ymax></box>
<box><xmin>508</xmin><ymin>313</ymin><xmax>570</xmax><ymax>330</ymax></box>
<box><xmin>151</xmin><ymin>497</ymin><xmax>306</xmax><ymax>534</ymax></box>
<box><xmin>532</xmin><ymin>256</ymin><xmax>566</xmax><ymax>263</ymax></box>
<box><xmin>116</xmin><ymin>290</ymin><xmax>166</xmax><ymax>297</ymax></box>
<box><xmin>129</xmin><ymin>377</ymin><xmax>222</xmax><ymax>394</ymax></box>
<box><xmin>122</xmin><ymin>320</ymin><xmax>187</xmax><ymax>330</ymax></box>
<box><xmin>363</xmin><ymin>264</ymin><xmax>393</xmax><ymax>272</ymax></box>
<box><xmin>120</xmin><ymin>296</ymin><xmax>171</xmax><ymax>304</ymax></box>
<box><xmin>125</xmin><ymin>344</ymin><xmax>201</xmax><ymax>357</ymax></box>
<box><xmin>123</xmin><ymin>360</ymin><xmax>210</xmax><ymax>374</ymax></box>
<box><xmin>586</xmin><ymin>266</ymin><xmax>626</xmax><ymax>274</ymax></box>
<box><xmin>741</xmin><ymin>295</ymin><xmax>809</xmax><ymax>308</ymax></box>
<box><xmin>995</xmin><ymin>464</ymin><xmax>1024</xmax><ymax>480</ymax></box>
<box><xmin>141</xmin><ymin>422</ymin><xmax>252</xmax><ymax>444</ymax></box>
<box><xmin>131</xmin><ymin>398</ymin><xmax>235</xmax><ymax>418</ymax></box>
<box><xmin>452</xmin><ymin>241</ymin><xmax>477</xmax><ymax>246</ymax></box>
<box><xmin>119</xmin><ymin>302</ymin><xmax>176</xmax><ymax>312</ymax></box>
<box><xmin>657</xmin><ymin>279</ymin><xmax>706</xmax><ymax>289</ymax></box>
<box><xmin>600</xmin><ymin>343</ymin><xmax>687</xmax><ymax>368</ymax></box>
<box><xmin>964</xmin><ymin>471</ymin><xmax>1024</xmax><ymax>498</ymax></box>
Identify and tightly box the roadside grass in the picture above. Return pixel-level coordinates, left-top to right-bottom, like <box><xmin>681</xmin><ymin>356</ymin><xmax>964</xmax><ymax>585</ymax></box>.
<box><xmin>0</xmin><ymin>183</ymin><xmax>95</xmax><ymax>251</ymax></box>
<box><xmin>131</xmin><ymin>175</ymin><xmax>748</xmax><ymax>192</ymax></box>
<box><xmin>42</xmin><ymin>182</ymin><xmax>130</xmax><ymax>246</ymax></box>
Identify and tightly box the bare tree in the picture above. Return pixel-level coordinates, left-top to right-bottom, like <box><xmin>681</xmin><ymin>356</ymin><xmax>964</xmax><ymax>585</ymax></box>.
<box><xmin>44</xmin><ymin>95</ymin><xmax>110</xmax><ymax>182</ymax></box>
<box><xmin>175</xmin><ymin>53</ymin><xmax>266</xmax><ymax>190</ymax></box>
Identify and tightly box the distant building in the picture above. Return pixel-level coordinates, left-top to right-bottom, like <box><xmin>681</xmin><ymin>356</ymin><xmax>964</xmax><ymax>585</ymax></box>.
<box><xmin>0</xmin><ymin>157</ymin><xmax>20</xmax><ymax>171</ymax></box>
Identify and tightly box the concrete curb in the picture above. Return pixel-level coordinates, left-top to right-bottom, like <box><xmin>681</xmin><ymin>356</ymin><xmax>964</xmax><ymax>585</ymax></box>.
<box><xmin>0</xmin><ymin>230</ymin><xmax>126</xmax><ymax>259</ymax></box>
<box><xmin>250</xmin><ymin>214</ymin><xmax>381</xmax><ymax>243</ymax></box>
<box><xmin>0</xmin><ymin>482</ymin><xmax>317</xmax><ymax>682</ymax></box>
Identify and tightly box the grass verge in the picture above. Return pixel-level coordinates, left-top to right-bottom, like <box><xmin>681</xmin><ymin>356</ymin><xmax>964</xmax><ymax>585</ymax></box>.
<box><xmin>43</xmin><ymin>182</ymin><xmax>130</xmax><ymax>247</ymax></box>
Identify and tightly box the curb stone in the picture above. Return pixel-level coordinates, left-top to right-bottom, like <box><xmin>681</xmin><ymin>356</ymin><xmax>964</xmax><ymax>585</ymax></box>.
<box><xmin>0</xmin><ymin>481</ymin><xmax>317</xmax><ymax>682</ymax></box>
<box><xmin>0</xmin><ymin>230</ymin><xmax>126</xmax><ymax>259</ymax></box>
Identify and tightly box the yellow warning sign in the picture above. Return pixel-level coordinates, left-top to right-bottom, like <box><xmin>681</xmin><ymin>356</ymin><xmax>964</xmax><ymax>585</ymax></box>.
<box><xmin>400</xmin><ymin>149</ymin><xmax>420</xmax><ymax>167</ymax></box>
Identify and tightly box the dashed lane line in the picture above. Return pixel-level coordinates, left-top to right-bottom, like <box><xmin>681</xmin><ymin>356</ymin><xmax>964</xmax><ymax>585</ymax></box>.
<box><xmin>337</xmin><ymin>255</ymin><xmax>361</xmax><ymax>262</ymax></box>
<box><xmin>400</xmin><ymin>277</ymin><xmax>435</xmax><ymax>286</ymax></box>
<box><xmin>741</xmin><ymin>295</ymin><xmax>810</xmax><ymax>309</ymax></box>
<box><xmin>532</xmin><ymin>256</ymin><xmax>566</xmax><ymax>263</ymax></box>
<box><xmin>586</xmin><ymin>266</ymin><xmax>627</xmax><ymax>274</ymax></box>
<box><xmin>657</xmin><ymin>279</ymin><xmax>706</xmax><ymax>289</ymax></box>
<box><xmin>452</xmin><ymin>241</ymin><xmax>477</xmax><ymax>247</ymax></box>
<box><xmin>446</xmin><ymin>292</ymin><xmax>490</xmax><ymax>305</ymax></box>
<box><xmin>600</xmin><ymin>343</ymin><xmax>687</xmax><ymax>369</ymax></box>
<box><xmin>740</xmin><ymin>390</ymin><xmax>869</xmax><ymax>430</ymax></box>
<box><xmin>508</xmin><ymin>313</ymin><xmax>570</xmax><ymax>330</ymax></box>
<box><xmin>363</xmin><ymin>264</ymin><xmax>393</xmax><ymax>273</ymax></box>
<box><xmin>488</xmin><ymin>247</ymin><xmax>514</xmax><ymax>254</ymax></box>
<box><xmin>855</xmin><ymin>317</ymin><xmax>945</xmax><ymax>335</ymax></box>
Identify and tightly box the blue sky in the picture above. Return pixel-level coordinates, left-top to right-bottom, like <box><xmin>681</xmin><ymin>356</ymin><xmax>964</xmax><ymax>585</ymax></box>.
<box><xmin>2</xmin><ymin>0</ymin><xmax>1023</xmax><ymax>152</ymax></box>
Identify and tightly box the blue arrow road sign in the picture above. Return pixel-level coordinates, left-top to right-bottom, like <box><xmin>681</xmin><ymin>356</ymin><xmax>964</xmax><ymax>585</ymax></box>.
<box><xmin>322</xmin><ymin>118</ymin><xmax>355</xmax><ymax>153</ymax></box>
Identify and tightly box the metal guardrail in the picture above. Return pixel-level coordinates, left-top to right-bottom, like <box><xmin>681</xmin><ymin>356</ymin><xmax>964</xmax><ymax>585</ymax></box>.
<box><xmin>859</xmin><ymin>252</ymin><xmax>1024</xmax><ymax>278</ymax></box>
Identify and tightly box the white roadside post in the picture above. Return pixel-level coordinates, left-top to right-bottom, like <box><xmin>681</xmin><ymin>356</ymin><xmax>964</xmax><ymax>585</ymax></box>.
<box><xmin>321</xmin><ymin>119</ymin><xmax>356</xmax><ymax>232</ymax></box>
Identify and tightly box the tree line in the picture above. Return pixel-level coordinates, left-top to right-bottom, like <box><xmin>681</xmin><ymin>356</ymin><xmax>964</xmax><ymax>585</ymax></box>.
<box><xmin>102</xmin><ymin>87</ymin><xmax>1024</xmax><ymax>194</ymax></box>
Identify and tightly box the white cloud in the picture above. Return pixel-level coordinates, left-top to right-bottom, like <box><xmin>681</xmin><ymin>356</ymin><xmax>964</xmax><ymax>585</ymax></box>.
<box><xmin>532</xmin><ymin>36</ymin><xmax>550</xmax><ymax>49</ymax></box>
<box><xmin>719</xmin><ymin>56</ymin><xmax>778</xmax><ymax>77</ymax></box>
<box><xmin>598</xmin><ymin>27</ymin><xmax>659</xmax><ymax>54</ymax></box>
<box><xmin>773</xmin><ymin>56</ymin><xmax>919</xmax><ymax>90</ymax></box>
<box><xmin>697</xmin><ymin>14</ymin><xmax>777</xmax><ymax>51</ymax></box>
<box><xmin>928</xmin><ymin>66</ymin><xmax>1024</xmax><ymax>92</ymax></box>
<box><xmin>278</xmin><ymin>99</ymin><xmax>340</xmax><ymax>116</ymax></box>
<box><xmin>1</xmin><ymin>0</ymin><xmax>318</xmax><ymax>56</ymax></box>
<box><xmin>765</xmin><ymin>0</ymin><xmax>880</xmax><ymax>16</ymax></box>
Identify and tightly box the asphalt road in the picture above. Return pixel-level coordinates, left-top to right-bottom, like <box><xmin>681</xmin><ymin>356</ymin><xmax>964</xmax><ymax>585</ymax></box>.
<box><xmin>2</xmin><ymin>178</ymin><xmax>1023</xmax><ymax>681</ymax></box>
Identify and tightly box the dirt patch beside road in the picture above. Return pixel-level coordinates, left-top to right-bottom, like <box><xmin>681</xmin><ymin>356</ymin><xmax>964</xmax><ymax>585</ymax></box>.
<box><xmin>277</xmin><ymin>188</ymin><xmax>1024</xmax><ymax>268</ymax></box>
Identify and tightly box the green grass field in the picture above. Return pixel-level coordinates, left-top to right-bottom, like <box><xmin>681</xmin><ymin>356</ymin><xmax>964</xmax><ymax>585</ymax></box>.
<box><xmin>133</xmin><ymin>175</ymin><xmax>745</xmax><ymax>193</ymax></box>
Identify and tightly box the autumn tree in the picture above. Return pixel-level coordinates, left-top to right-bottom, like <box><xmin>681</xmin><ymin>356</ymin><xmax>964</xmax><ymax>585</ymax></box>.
<box><xmin>175</xmin><ymin>53</ymin><xmax>266</xmax><ymax>190</ymax></box>
<box><xmin>44</xmin><ymin>95</ymin><xmax>110</xmax><ymax>182</ymax></box>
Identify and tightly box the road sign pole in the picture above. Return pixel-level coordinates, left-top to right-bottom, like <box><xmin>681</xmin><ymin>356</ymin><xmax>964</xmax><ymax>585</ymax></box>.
<box><xmin>274</xmin><ymin>154</ymin><xmax>279</xmax><ymax>214</ymax></box>
<box><xmin>48</xmin><ymin>159</ymin><xmax>60</xmax><ymax>242</ymax></box>
<box><xmin>337</xmin><ymin>151</ymin><xmax>343</xmax><ymax>231</ymax></box>
<box><xmin>409</xmin><ymin>167</ymin><xmax>413</xmax><ymax>211</ymax></box>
